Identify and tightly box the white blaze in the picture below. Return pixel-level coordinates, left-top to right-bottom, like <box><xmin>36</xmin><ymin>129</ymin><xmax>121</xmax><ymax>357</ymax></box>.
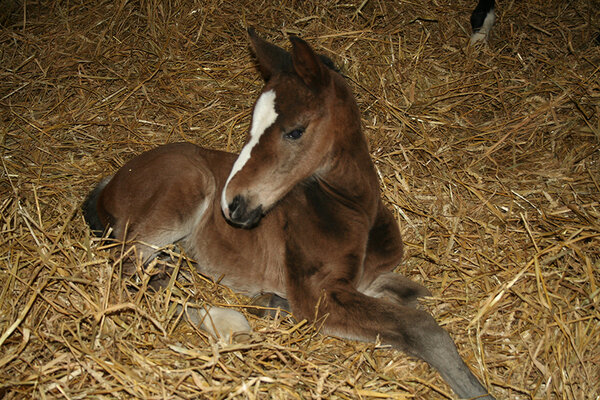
<box><xmin>221</xmin><ymin>89</ymin><xmax>278</xmax><ymax>213</ymax></box>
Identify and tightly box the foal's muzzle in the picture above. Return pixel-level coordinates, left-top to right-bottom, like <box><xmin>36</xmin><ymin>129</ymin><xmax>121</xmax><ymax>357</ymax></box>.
<box><xmin>225</xmin><ymin>195</ymin><xmax>263</xmax><ymax>229</ymax></box>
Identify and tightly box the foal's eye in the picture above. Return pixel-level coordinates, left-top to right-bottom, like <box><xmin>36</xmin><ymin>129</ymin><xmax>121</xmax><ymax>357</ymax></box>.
<box><xmin>285</xmin><ymin>127</ymin><xmax>305</xmax><ymax>140</ymax></box>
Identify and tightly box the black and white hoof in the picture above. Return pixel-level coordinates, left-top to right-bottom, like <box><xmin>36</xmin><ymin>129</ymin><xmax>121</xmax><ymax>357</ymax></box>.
<box><xmin>470</xmin><ymin>0</ymin><xmax>495</xmax><ymax>45</ymax></box>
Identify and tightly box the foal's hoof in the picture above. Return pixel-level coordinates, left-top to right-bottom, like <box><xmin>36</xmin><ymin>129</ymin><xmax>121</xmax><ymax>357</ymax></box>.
<box><xmin>203</xmin><ymin>307</ymin><xmax>252</xmax><ymax>343</ymax></box>
<box><xmin>248</xmin><ymin>293</ymin><xmax>292</xmax><ymax>318</ymax></box>
<box><xmin>230</xmin><ymin>330</ymin><xmax>253</xmax><ymax>343</ymax></box>
<box><xmin>183</xmin><ymin>305</ymin><xmax>252</xmax><ymax>344</ymax></box>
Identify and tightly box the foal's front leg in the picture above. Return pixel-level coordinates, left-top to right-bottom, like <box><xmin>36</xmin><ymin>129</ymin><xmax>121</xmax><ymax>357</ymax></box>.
<box><xmin>288</xmin><ymin>278</ymin><xmax>494</xmax><ymax>400</ymax></box>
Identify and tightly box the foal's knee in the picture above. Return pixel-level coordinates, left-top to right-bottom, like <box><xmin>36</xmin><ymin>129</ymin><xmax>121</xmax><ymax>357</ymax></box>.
<box><xmin>361</xmin><ymin>272</ymin><xmax>431</xmax><ymax>308</ymax></box>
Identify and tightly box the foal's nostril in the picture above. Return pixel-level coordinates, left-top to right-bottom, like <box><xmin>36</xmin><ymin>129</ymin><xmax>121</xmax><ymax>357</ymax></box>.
<box><xmin>228</xmin><ymin>195</ymin><xmax>245</xmax><ymax>219</ymax></box>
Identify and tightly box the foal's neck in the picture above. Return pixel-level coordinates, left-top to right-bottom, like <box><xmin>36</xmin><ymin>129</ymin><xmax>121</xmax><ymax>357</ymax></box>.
<box><xmin>317</xmin><ymin>125</ymin><xmax>379</xmax><ymax>219</ymax></box>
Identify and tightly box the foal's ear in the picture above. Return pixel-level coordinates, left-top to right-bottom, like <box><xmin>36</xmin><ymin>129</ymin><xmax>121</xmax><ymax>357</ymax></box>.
<box><xmin>289</xmin><ymin>36</ymin><xmax>330</xmax><ymax>90</ymax></box>
<box><xmin>248</xmin><ymin>28</ymin><xmax>292</xmax><ymax>81</ymax></box>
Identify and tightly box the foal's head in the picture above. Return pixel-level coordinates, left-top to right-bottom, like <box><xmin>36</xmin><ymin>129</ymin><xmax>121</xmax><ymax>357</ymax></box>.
<box><xmin>221</xmin><ymin>30</ymin><xmax>359</xmax><ymax>228</ymax></box>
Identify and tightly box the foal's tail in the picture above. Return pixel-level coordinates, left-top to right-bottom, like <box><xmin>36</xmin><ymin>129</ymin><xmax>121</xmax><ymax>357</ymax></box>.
<box><xmin>82</xmin><ymin>176</ymin><xmax>111</xmax><ymax>236</ymax></box>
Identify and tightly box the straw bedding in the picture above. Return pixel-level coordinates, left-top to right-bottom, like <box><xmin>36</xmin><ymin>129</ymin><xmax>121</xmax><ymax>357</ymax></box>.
<box><xmin>1</xmin><ymin>0</ymin><xmax>598</xmax><ymax>398</ymax></box>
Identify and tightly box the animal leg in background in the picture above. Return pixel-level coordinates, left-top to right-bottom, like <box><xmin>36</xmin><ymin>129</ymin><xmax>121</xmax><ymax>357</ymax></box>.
<box><xmin>470</xmin><ymin>0</ymin><xmax>496</xmax><ymax>44</ymax></box>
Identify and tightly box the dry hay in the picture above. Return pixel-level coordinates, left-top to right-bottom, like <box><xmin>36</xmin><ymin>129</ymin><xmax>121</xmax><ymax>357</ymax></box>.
<box><xmin>1</xmin><ymin>0</ymin><xmax>599</xmax><ymax>399</ymax></box>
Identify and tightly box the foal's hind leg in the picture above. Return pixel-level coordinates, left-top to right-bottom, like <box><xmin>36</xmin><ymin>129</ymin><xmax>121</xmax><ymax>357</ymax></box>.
<box><xmin>110</xmin><ymin>216</ymin><xmax>204</xmax><ymax>289</ymax></box>
<box><xmin>93</xmin><ymin>147</ymin><xmax>219</xmax><ymax>266</ymax></box>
